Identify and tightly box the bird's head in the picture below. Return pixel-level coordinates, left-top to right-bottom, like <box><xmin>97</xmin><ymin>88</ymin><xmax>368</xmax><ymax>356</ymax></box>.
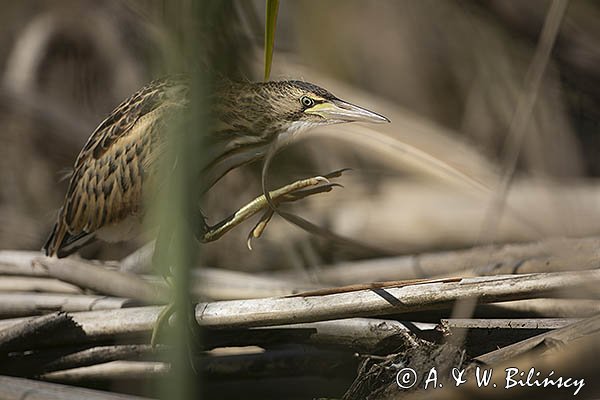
<box><xmin>267</xmin><ymin>80</ymin><xmax>390</xmax><ymax>134</ymax></box>
<box><xmin>217</xmin><ymin>80</ymin><xmax>390</xmax><ymax>137</ymax></box>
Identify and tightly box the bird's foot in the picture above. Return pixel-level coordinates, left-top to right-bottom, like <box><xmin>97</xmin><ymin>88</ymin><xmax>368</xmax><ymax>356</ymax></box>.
<box><xmin>199</xmin><ymin>169</ymin><xmax>346</xmax><ymax>246</ymax></box>
<box><xmin>246</xmin><ymin>169</ymin><xmax>348</xmax><ymax>249</ymax></box>
<box><xmin>151</xmin><ymin>302</ymin><xmax>174</xmax><ymax>348</ymax></box>
<box><xmin>150</xmin><ymin>276</ymin><xmax>200</xmax><ymax>349</ymax></box>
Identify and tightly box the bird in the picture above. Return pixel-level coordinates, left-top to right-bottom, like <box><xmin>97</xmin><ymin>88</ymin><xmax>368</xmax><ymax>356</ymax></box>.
<box><xmin>42</xmin><ymin>76</ymin><xmax>390</xmax><ymax>259</ymax></box>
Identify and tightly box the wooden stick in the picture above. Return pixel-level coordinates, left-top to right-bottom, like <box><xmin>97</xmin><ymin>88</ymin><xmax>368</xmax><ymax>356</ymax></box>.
<box><xmin>0</xmin><ymin>252</ymin><xmax>165</xmax><ymax>303</ymax></box>
<box><xmin>175</xmin><ymin>268</ymin><xmax>317</xmax><ymax>300</ymax></box>
<box><xmin>3</xmin><ymin>344</ymin><xmax>161</xmax><ymax>375</ymax></box>
<box><xmin>261</xmin><ymin>318</ymin><xmax>437</xmax><ymax>350</ymax></box>
<box><xmin>0</xmin><ymin>276</ymin><xmax>82</xmax><ymax>294</ymax></box>
<box><xmin>41</xmin><ymin>361</ymin><xmax>170</xmax><ymax>383</ymax></box>
<box><xmin>0</xmin><ymin>312</ymin><xmax>75</xmax><ymax>353</ymax></box>
<box><xmin>1</xmin><ymin>250</ymin><xmax>318</xmax><ymax>301</ymax></box>
<box><xmin>440</xmin><ymin>318</ymin><xmax>580</xmax><ymax>330</ymax></box>
<box><xmin>479</xmin><ymin>298</ymin><xmax>600</xmax><ymax>318</ymax></box>
<box><xmin>0</xmin><ymin>375</ymin><xmax>152</xmax><ymax>400</ymax></box>
<box><xmin>191</xmin><ymin>318</ymin><xmax>436</xmax><ymax>351</ymax></box>
<box><xmin>474</xmin><ymin>313</ymin><xmax>600</xmax><ymax>365</ymax></box>
<box><xmin>0</xmin><ymin>270</ymin><xmax>596</xmax><ymax>347</ymax></box>
<box><xmin>297</xmin><ymin>236</ymin><xmax>600</xmax><ymax>285</ymax></box>
<box><xmin>41</xmin><ymin>347</ymin><xmax>356</xmax><ymax>383</ymax></box>
<box><xmin>44</xmin><ymin>344</ymin><xmax>159</xmax><ymax>372</ymax></box>
<box><xmin>202</xmin><ymin>318</ymin><xmax>437</xmax><ymax>351</ymax></box>
<box><xmin>33</xmin><ymin>257</ymin><xmax>167</xmax><ymax>304</ymax></box>
<box><xmin>439</xmin><ymin>318</ymin><xmax>584</xmax><ymax>360</ymax></box>
<box><xmin>0</xmin><ymin>250</ymin><xmax>48</xmax><ymax>276</ymax></box>
<box><xmin>0</xmin><ymin>292</ymin><xmax>135</xmax><ymax>318</ymax></box>
<box><xmin>196</xmin><ymin>271</ymin><xmax>600</xmax><ymax>329</ymax></box>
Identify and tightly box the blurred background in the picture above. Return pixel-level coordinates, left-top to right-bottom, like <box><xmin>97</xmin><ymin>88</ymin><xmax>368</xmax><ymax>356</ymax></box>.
<box><xmin>0</xmin><ymin>0</ymin><xmax>599</xmax><ymax>272</ymax></box>
<box><xmin>1</xmin><ymin>1</ymin><xmax>600</xmax><ymax>399</ymax></box>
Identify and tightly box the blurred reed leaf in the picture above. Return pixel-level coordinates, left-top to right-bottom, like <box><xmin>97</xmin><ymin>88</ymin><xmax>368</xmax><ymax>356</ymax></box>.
<box><xmin>264</xmin><ymin>0</ymin><xmax>279</xmax><ymax>81</ymax></box>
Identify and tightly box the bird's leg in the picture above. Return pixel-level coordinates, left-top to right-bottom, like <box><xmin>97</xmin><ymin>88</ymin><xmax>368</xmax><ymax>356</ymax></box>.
<box><xmin>198</xmin><ymin>169</ymin><xmax>346</xmax><ymax>246</ymax></box>
<box><xmin>152</xmin><ymin>170</ymin><xmax>345</xmax><ymax>347</ymax></box>
<box><xmin>151</xmin><ymin>268</ymin><xmax>202</xmax><ymax>351</ymax></box>
<box><xmin>150</xmin><ymin>225</ymin><xmax>175</xmax><ymax>348</ymax></box>
<box><xmin>150</xmin><ymin>219</ymin><xmax>202</xmax><ymax>350</ymax></box>
<box><xmin>151</xmin><ymin>299</ymin><xmax>174</xmax><ymax>348</ymax></box>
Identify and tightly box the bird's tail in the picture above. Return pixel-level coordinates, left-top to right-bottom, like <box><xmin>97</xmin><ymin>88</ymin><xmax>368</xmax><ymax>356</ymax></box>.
<box><xmin>42</xmin><ymin>218</ymin><xmax>95</xmax><ymax>258</ymax></box>
<box><xmin>42</xmin><ymin>220</ymin><xmax>65</xmax><ymax>257</ymax></box>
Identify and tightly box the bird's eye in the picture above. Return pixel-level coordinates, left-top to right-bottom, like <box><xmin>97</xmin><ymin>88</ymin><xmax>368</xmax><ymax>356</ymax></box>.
<box><xmin>300</xmin><ymin>96</ymin><xmax>314</xmax><ymax>108</ymax></box>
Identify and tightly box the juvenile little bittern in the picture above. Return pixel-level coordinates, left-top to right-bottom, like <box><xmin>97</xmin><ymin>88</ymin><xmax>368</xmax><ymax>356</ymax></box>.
<box><xmin>43</xmin><ymin>76</ymin><xmax>389</xmax><ymax>258</ymax></box>
<box><xmin>42</xmin><ymin>76</ymin><xmax>389</xmax><ymax>344</ymax></box>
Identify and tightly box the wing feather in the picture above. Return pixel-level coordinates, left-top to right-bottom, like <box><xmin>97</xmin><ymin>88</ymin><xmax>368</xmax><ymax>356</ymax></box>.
<box><xmin>43</xmin><ymin>77</ymin><xmax>188</xmax><ymax>257</ymax></box>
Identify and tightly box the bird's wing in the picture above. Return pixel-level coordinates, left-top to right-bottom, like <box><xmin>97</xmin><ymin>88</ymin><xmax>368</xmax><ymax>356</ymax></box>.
<box><xmin>43</xmin><ymin>77</ymin><xmax>189</xmax><ymax>257</ymax></box>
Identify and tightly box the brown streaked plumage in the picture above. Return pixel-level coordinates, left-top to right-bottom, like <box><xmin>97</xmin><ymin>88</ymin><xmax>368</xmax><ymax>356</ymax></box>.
<box><xmin>43</xmin><ymin>76</ymin><xmax>389</xmax><ymax>257</ymax></box>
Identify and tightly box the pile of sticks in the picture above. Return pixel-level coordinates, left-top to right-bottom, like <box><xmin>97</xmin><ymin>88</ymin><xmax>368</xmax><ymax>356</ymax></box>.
<box><xmin>0</xmin><ymin>236</ymin><xmax>599</xmax><ymax>399</ymax></box>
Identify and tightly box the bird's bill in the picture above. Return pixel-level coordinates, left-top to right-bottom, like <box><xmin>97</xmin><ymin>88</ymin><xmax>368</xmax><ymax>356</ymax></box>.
<box><xmin>306</xmin><ymin>100</ymin><xmax>390</xmax><ymax>123</ymax></box>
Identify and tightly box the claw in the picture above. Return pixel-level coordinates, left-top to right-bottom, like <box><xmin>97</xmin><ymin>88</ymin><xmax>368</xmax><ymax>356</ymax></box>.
<box><xmin>247</xmin><ymin>209</ymin><xmax>274</xmax><ymax>250</ymax></box>
<box><xmin>202</xmin><ymin>169</ymin><xmax>349</xmax><ymax>245</ymax></box>
<box><xmin>323</xmin><ymin>168</ymin><xmax>352</xmax><ymax>179</ymax></box>
<box><xmin>282</xmin><ymin>183</ymin><xmax>343</xmax><ymax>201</ymax></box>
<box><xmin>314</xmin><ymin>176</ymin><xmax>331</xmax><ymax>185</ymax></box>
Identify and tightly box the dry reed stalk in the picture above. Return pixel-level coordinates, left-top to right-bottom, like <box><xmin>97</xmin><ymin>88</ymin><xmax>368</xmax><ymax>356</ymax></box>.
<box><xmin>0</xmin><ymin>292</ymin><xmax>135</xmax><ymax>318</ymax></box>
<box><xmin>41</xmin><ymin>360</ymin><xmax>170</xmax><ymax>383</ymax></box>
<box><xmin>304</xmin><ymin>236</ymin><xmax>600</xmax><ymax>285</ymax></box>
<box><xmin>474</xmin><ymin>313</ymin><xmax>600</xmax><ymax>365</ymax></box>
<box><xmin>0</xmin><ymin>270</ymin><xmax>595</xmax><ymax>347</ymax></box>
<box><xmin>33</xmin><ymin>258</ymin><xmax>166</xmax><ymax>304</ymax></box>
<box><xmin>0</xmin><ymin>276</ymin><xmax>82</xmax><ymax>294</ymax></box>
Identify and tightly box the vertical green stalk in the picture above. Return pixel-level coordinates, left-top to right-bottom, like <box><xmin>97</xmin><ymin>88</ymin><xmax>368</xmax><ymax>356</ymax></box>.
<box><xmin>264</xmin><ymin>0</ymin><xmax>280</xmax><ymax>81</ymax></box>
<box><xmin>153</xmin><ymin>1</ymin><xmax>246</xmax><ymax>398</ymax></box>
<box><xmin>155</xmin><ymin>2</ymin><xmax>214</xmax><ymax>400</ymax></box>
<box><xmin>157</xmin><ymin>58</ymin><xmax>203</xmax><ymax>400</ymax></box>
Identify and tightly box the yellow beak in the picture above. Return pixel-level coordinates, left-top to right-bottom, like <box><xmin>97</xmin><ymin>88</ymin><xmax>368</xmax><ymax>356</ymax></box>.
<box><xmin>306</xmin><ymin>100</ymin><xmax>390</xmax><ymax>123</ymax></box>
